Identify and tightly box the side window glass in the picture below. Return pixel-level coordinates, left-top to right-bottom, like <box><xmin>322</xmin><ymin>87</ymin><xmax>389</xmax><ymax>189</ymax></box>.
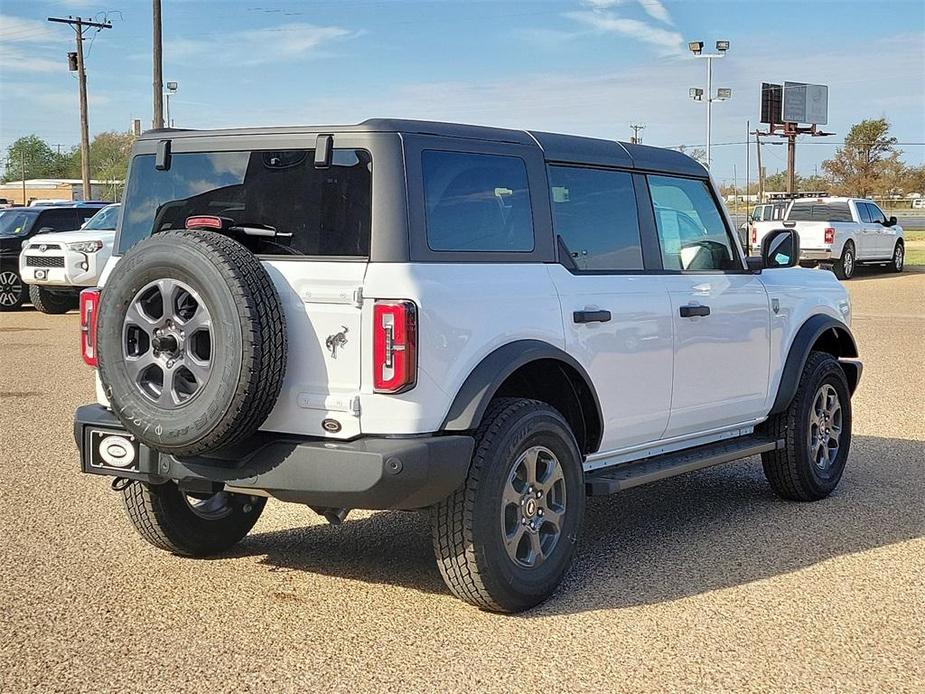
<box><xmin>867</xmin><ymin>203</ymin><xmax>886</xmax><ymax>224</ymax></box>
<box><xmin>857</xmin><ymin>203</ymin><xmax>872</xmax><ymax>223</ymax></box>
<box><xmin>648</xmin><ymin>175</ymin><xmax>737</xmax><ymax>271</ymax></box>
<box><xmin>548</xmin><ymin>166</ymin><xmax>643</xmax><ymax>271</ymax></box>
<box><xmin>423</xmin><ymin>150</ymin><xmax>534</xmax><ymax>252</ymax></box>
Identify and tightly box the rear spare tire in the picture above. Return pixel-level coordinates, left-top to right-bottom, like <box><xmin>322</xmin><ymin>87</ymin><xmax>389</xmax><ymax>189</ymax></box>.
<box><xmin>96</xmin><ymin>230</ymin><xmax>287</xmax><ymax>456</ymax></box>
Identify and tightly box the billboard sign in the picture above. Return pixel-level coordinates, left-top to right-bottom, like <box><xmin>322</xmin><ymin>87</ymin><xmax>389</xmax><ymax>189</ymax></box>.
<box><xmin>760</xmin><ymin>82</ymin><xmax>782</xmax><ymax>124</ymax></box>
<box><xmin>782</xmin><ymin>82</ymin><xmax>828</xmax><ymax>125</ymax></box>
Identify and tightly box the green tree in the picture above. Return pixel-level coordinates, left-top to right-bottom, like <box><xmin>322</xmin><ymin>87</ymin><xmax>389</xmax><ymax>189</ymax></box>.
<box><xmin>822</xmin><ymin>118</ymin><xmax>902</xmax><ymax>197</ymax></box>
<box><xmin>3</xmin><ymin>135</ymin><xmax>69</xmax><ymax>182</ymax></box>
<box><xmin>88</xmin><ymin>130</ymin><xmax>135</xmax><ymax>198</ymax></box>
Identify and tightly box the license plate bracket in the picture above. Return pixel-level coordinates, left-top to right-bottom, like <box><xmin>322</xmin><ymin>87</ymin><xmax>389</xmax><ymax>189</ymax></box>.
<box><xmin>86</xmin><ymin>428</ymin><xmax>141</xmax><ymax>472</ymax></box>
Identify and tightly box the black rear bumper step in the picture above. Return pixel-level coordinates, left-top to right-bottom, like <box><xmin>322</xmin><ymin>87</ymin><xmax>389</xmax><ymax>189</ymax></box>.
<box><xmin>585</xmin><ymin>435</ymin><xmax>782</xmax><ymax>496</ymax></box>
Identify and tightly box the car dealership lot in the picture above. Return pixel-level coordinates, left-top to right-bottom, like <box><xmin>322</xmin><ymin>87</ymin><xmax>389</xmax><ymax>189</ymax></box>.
<box><xmin>1</xmin><ymin>270</ymin><xmax>923</xmax><ymax>693</ymax></box>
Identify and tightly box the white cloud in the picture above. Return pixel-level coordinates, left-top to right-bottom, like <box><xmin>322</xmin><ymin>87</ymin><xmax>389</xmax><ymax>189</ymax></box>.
<box><xmin>0</xmin><ymin>45</ymin><xmax>62</xmax><ymax>73</ymax></box>
<box><xmin>166</xmin><ymin>22</ymin><xmax>362</xmax><ymax>66</ymax></box>
<box><xmin>638</xmin><ymin>0</ymin><xmax>673</xmax><ymax>25</ymax></box>
<box><xmin>567</xmin><ymin>10</ymin><xmax>684</xmax><ymax>54</ymax></box>
<box><xmin>0</xmin><ymin>14</ymin><xmax>59</xmax><ymax>43</ymax></box>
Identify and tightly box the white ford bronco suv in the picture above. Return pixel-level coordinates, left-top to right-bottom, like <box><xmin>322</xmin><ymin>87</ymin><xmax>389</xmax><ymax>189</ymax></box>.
<box><xmin>74</xmin><ymin>120</ymin><xmax>861</xmax><ymax>612</ymax></box>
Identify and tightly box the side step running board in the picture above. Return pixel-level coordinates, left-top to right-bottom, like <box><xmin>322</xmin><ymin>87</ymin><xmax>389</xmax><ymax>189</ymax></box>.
<box><xmin>585</xmin><ymin>435</ymin><xmax>783</xmax><ymax>496</ymax></box>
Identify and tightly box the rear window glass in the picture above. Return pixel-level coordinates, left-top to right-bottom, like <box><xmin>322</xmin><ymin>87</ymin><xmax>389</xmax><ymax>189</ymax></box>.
<box><xmin>787</xmin><ymin>201</ymin><xmax>853</xmax><ymax>222</ymax></box>
<box><xmin>422</xmin><ymin>150</ymin><xmax>534</xmax><ymax>252</ymax></box>
<box><xmin>118</xmin><ymin>149</ymin><xmax>371</xmax><ymax>256</ymax></box>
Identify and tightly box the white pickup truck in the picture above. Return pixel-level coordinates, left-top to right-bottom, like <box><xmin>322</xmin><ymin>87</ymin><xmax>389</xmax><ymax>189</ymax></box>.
<box><xmin>750</xmin><ymin>197</ymin><xmax>904</xmax><ymax>279</ymax></box>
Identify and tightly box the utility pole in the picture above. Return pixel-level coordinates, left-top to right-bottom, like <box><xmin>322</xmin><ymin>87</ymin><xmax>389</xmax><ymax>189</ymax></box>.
<box><xmin>48</xmin><ymin>16</ymin><xmax>112</xmax><ymax>201</ymax></box>
<box><xmin>754</xmin><ymin>129</ymin><xmax>764</xmax><ymax>201</ymax></box>
<box><xmin>21</xmin><ymin>154</ymin><xmax>26</xmax><ymax>206</ymax></box>
<box><xmin>629</xmin><ymin>123</ymin><xmax>646</xmax><ymax>144</ymax></box>
<box><xmin>153</xmin><ymin>0</ymin><xmax>164</xmax><ymax>129</ymax></box>
<box><xmin>745</xmin><ymin>119</ymin><xmax>750</xmax><ymax>211</ymax></box>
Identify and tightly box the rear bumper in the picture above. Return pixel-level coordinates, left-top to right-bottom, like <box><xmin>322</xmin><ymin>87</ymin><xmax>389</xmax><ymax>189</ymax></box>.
<box><xmin>800</xmin><ymin>248</ymin><xmax>833</xmax><ymax>262</ymax></box>
<box><xmin>74</xmin><ymin>404</ymin><xmax>474</xmax><ymax>510</ymax></box>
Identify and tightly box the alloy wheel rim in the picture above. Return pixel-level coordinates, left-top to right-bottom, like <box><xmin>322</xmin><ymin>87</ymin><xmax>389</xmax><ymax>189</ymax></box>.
<box><xmin>0</xmin><ymin>271</ymin><xmax>22</xmax><ymax>306</ymax></box>
<box><xmin>844</xmin><ymin>251</ymin><xmax>854</xmax><ymax>276</ymax></box>
<box><xmin>500</xmin><ymin>445</ymin><xmax>567</xmax><ymax>569</ymax></box>
<box><xmin>808</xmin><ymin>384</ymin><xmax>842</xmax><ymax>470</ymax></box>
<box><xmin>895</xmin><ymin>245</ymin><xmax>903</xmax><ymax>270</ymax></box>
<box><xmin>122</xmin><ymin>278</ymin><xmax>213</xmax><ymax>408</ymax></box>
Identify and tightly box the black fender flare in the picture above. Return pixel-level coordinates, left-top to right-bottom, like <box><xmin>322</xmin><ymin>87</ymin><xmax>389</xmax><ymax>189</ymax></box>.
<box><xmin>770</xmin><ymin>314</ymin><xmax>859</xmax><ymax>415</ymax></box>
<box><xmin>441</xmin><ymin>340</ymin><xmax>603</xmax><ymax>447</ymax></box>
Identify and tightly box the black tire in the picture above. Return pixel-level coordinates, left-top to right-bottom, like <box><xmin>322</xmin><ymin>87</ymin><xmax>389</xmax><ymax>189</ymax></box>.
<box><xmin>29</xmin><ymin>285</ymin><xmax>76</xmax><ymax>314</ymax></box>
<box><xmin>761</xmin><ymin>351</ymin><xmax>852</xmax><ymax>501</ymax></box>
<box><xmin>121</xmin><ymin>481</ymin><xmax>266</xmax><ymax>556</ymax></box>
<box><xmin>889</xmin><ymin>240</ymin><xmax>904</xmax><ymax>273</ymax></box>
<box><xmin>96</xmin><ymin>230</ymin><xmax>287</xmax><ymax>457</ymax></box>
<box><xmin>832</xmin><ymin>241</ymin><xmax>856</xmax><ymax>280</ymax></box>
<box><xmin>431</xmin><ymin>398</ymin><xmax>585</xmax><ymax>613</ymax></box>
<box><xmin>0</xmin><ymin>268</ymin><xmax>25</xmax><ymax>311</ymax></box>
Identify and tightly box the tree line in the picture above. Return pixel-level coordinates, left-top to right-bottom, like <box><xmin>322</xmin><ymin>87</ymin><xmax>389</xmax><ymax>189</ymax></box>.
<box><xmin>2</xmin><ymin>131</ymin><xmax>136</xmax><ymax>197</ymax></box>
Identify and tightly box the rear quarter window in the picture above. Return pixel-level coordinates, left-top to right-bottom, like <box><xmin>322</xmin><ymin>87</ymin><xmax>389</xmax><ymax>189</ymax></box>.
<box><xmin>422</xmin><ymin>150</ymin><xmax>534</xmax><ymax>252</ymax></box>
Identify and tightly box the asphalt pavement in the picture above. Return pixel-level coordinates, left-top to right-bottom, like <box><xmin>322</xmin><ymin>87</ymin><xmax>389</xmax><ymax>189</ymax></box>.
<box><xmin>1</xmin><ymin>267</ymin><xmax>923</xmax><ymax>693</ymax></box>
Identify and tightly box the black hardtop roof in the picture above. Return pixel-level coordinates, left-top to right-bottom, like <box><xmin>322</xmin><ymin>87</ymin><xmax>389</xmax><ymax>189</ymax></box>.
<box><xmin>139</xmin><ymin>118</ymin><xmax>705</xmax><ymax>176</ymax></box>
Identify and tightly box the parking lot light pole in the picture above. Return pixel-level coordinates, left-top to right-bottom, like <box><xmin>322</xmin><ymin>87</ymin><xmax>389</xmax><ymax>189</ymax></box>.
<box><xmin>688</xmin><ymin>40</ymin><xmax>731</xmax><ymax>170</ymax></box>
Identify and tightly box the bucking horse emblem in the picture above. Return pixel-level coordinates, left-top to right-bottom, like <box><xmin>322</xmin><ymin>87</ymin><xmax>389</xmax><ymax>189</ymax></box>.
<box><xmin>325</xmin><ymin>326</ymin><xmax>349</xmax><ymax>359</ymax></box>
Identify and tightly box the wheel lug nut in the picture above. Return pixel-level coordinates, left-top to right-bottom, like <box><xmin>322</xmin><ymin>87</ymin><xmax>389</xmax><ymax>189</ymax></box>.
<box><xmin>536</xmin><ymin>491</ymin><xmax>542</xmax><ymax>498</ymax></box>
<box><xmin>529</xmin><ymin>521</ymin><xmax>536</xmax><ymax>529</ymax></box>
<box><xmin>538</xmin><ymin>509</ymin><xmax>544</xmax><ymax>516</ymax></box>
<box><xmin>521</xmin><ymin>518</ymin><xmax>527</xmax><ymax>525</ymax></box>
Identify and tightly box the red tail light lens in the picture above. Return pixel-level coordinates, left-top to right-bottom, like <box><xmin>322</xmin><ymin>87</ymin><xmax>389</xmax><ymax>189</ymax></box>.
<box><xmin>185</xmin><ymin>215</ymin><xmax>224</xmax><ymax>230</ymax></box>
<box><xmin>824</xmin><ymin>227</ymin><xmax>835</xmax><ymax>244</ymax></box>
<box><xmin>751</xmin><ymin>227</ymin><xmax>757</xmax><ymax>245</ymax></box>
<box><xmin>373</xmin><ymin>301</ymin><xmax>417</xmax><ymax>393</ymax></box>
<box><xmin>80</xmin><ymin>288</ymin><xmax>101</xmax><ymax>367</ymax></box>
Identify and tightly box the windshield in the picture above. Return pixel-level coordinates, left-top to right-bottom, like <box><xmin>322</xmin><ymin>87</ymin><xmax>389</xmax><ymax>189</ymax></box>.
<box><xmin>0</xmin><ymin>210</ymin><xmax>36</xmax><ymax>238</ymax></box>
<box><xmin>119</xmin><ymin>149</ymin><xmax>372</xmax><ymax>256</ymax></box>
<box><xmin>82</xmin><ymin>204</ymin><xmax>120</xmax><ymax>231</ymax></box>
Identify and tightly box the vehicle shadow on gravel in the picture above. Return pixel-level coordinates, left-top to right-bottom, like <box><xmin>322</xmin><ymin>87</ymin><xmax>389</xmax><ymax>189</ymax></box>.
<box><xmin>237</xmin><ymin>435</ymin><xmax>924</xmax><ymax>613</ymax></box>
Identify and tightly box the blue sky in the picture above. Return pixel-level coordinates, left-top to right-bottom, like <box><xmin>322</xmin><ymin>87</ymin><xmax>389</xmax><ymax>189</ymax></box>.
<box><xmin>1</xmin><ymin>0</ymin><xmax>924</xmax><ymax>186</ymax></box>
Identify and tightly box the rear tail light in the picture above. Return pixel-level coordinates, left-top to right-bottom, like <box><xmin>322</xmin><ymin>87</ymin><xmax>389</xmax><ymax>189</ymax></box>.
<box><xmin>824</xmin><ymin>227</ymin><xmax>835</xmax><ymax>244</ymax></box>
<box><xmin>751</xmin><ymin>227</ymin><xmax>757</xmax><ymax>245</ymax></box>
<box><xmin>80</xmin><ymin>288</ymin><xmax>101</xmax><ymax>366</ymax></box>
<box><xmin>373</xmin><ymin>300</ymin><xmax>417</xmax><ymax>393</ymax></box>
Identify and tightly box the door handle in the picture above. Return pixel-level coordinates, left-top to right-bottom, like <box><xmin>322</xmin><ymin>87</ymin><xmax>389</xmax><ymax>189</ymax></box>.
<box><xmin>679</xmin><ymin>305</ymin><xmax>711</xmax><ymax>318</ymax></box>
<box><xmin>573</xmin><ymin>309</ymin><xmax>612</xmax><ymax>324</ymax></box>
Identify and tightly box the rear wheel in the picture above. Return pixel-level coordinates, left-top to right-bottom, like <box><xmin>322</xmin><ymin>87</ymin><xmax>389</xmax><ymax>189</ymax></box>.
<box><xmin>761</xmin><ymin>351</ymin><xmax>852</xmax><ymax>501</ymax></box>
<box><xmin>889</xmin><ymin>240</ymin><xmax>904</xmax><ymax>273</ymax></box>
<box><xmin>121</xmin><ymin>480</ymin><xmax>266</xmax><ymax>556</ymax></box>
<box><xmin>431</xmin><ymin>398</ymin><xmax>585</xmax><ymax>612</ymax></box>
<box><xmin>0</xmin><ymin>270</ymin><xmax>24</xmax><ymax>310</ymax></box>
<box><xmin>29</xmin><ymin>285</ymin><xmax>76</xmax><ymax>314</ymax></box>
<box><xmin>832</xmin><ymin>241</ymin><xmax>855</xmax><ymax>280</ymax></box>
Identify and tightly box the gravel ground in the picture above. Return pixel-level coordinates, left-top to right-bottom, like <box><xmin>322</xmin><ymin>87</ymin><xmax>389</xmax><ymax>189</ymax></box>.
<box><xmin>1</xmin><ymin>268</ymin><xmax>923</xmax><ymax>693</ymax></box>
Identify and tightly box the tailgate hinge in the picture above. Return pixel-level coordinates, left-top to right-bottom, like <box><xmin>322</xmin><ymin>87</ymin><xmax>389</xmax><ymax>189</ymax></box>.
<box><xmin>350</xmin><ymin>395</ymin><xmax>361</xmax><ymax>417</ymax></box>
<box><xmin>352</xmin><ymin>286</ymin><xmax>364</xmax><ymax>308</ymax></box>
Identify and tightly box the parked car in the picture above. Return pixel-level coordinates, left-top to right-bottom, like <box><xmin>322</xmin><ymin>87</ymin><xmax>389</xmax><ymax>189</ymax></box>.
<box><xmin>0</xmin><ymin>202</ymin><xmax>107</xmax><ymax>310</ymax></box>
<box><xmin>19</xmin><ymin>203</ymin><xmax>120</xmax><ymax>313</ymax></box>
<box><xmin>74</xmin><ymin>120</ymin><xmax>861</xmax><ymax>612</ymax></box>
<box><xmin>751</xmin><ymin>197</ymin><xmax>904</xmax><ymax>279</ymax></box>
<box><xmin>912</xmin><ymin>198</ymin><xmax>925</xmax><ymax>210</ymax></box>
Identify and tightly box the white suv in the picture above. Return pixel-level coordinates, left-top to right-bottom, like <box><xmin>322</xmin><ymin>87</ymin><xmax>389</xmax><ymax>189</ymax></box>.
<box><xmin>19</xmin><ymin>203</ymin><xmax>120</xmax><ymax>313</ymax></box>
<box><xmin>74</xmin><ymin>120</ymin><xmax>862</xmax><ymax>612</ymax></box>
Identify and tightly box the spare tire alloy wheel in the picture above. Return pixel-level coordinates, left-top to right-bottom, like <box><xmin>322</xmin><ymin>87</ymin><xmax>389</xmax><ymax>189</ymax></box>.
<box><xmin>0</xmin><ymin>270</ymin><xmax>23</xmax><ymax>309</ymax></box>
<box><xmin>97</xmin><ymin>230</ymin><xmax>287</xmax><ymax>457</ymax></box>
<box><xmin>124</xmin><ymin>278</ymin><xmax>213</xmax><ymax>407</ymax></box>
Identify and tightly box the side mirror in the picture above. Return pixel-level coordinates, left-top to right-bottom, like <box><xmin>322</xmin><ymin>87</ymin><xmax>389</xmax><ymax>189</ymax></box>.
<box><xmin>37</xmin><ymin>227</ymin><xmax>54</xmax><ymax>234</ymax></box>
<box><xmin>888</xmin><ymin>216</ymin><xmax>897</xmax><ymax>226</ymax></box>
<box><xmin>761</xmin><ymin>228</ymin><xmax>800</xmax><ymax>269</ymax></box>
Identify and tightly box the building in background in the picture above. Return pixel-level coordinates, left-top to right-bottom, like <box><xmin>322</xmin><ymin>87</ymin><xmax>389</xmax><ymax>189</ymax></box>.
<box><xmin>0</xmin><ymin>178</ymin><xmax>119</xmax><ymax>205</ymax></box>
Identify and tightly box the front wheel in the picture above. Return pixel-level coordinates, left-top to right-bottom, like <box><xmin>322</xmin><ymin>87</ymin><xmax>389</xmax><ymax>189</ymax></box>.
<box><xmin>889</xmin><ymin>240</ymin><xmax>904</xmax><ymax>273</ymax></box>
<box><xmin>431</xmin><ymin>398</ymin><xmax>585</xmax><ymax>612</ymax></box>
<box><xmin>121</xmin><ymin>481</ymin><xmax>266</xmax><ymax>556</ymax></box>
<box><xmin>29</xmin><ymin>285</ymin><xmax>76</xmax><ymax>314</ymax></box>
<box><xmin>832</xmin><ymin>241</ymin><xmax>856</xmax><ymax>280</ymax></box>
<box><xmin>761</xmin><ymin>351</ymin><xmax>852</xmax><ymax>501</ymax></box>
<box><xmin>0</xmin><ymin>269</ymin><xmax>25</xmax><ymax>311</ymax></box>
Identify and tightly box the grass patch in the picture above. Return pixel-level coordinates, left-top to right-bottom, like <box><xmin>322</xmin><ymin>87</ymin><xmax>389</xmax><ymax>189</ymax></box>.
<box><xmin>903</xmin><ymin>230</ymin><xmax>925</xmax><ymax>242</ymax></box>
<box><xmin>904</xmin><ymin>246</ymin><xmax>925</xmax><ymax>266</ymax></box>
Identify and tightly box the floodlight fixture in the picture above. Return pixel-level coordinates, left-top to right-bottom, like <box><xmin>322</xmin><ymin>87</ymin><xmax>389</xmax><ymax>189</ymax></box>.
<box><xmin>716</xmin><ymin>40</ymin><xmax>730</xmax><ymax>52</ymax></box>
<box><xmin>688</xmin><ymin>41</ymin><xmax>704</xmax><ymax>55</ymax></box>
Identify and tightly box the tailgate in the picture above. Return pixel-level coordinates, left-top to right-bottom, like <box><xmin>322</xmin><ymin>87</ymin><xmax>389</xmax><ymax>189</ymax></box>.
<box><xmin>260</xmin><ymin>260</ymin><xmax>367</xmax><ymax>438</ymax></box>
<box><xmin>790</xmin><ymin>221</ymin><xmax>831</xmax><ymax>249</ymax></box>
